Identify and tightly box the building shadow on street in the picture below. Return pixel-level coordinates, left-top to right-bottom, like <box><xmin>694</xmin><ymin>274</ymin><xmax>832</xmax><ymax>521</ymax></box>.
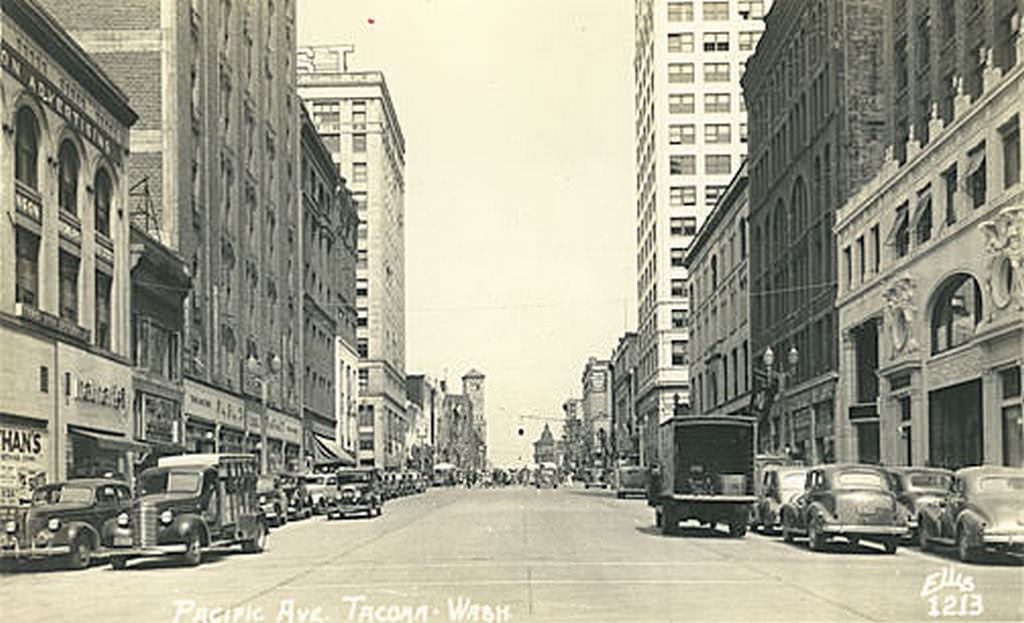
<box><xmin>633</xmin><ymin>524</ymin><xmax>734</xmax><ymax>539</ymax></box>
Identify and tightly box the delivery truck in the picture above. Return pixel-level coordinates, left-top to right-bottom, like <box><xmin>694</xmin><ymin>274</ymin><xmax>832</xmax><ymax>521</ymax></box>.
<box><xmin>652</xmin><ymin>414</ymin><xmax>757</xmax><ymax>537</ymax></box>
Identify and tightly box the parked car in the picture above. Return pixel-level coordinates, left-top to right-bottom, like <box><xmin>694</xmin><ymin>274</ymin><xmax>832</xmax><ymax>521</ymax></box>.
<box><xmin>753</xmin><ymin>466</ymin><xmax>808</xmax><ymax>533</ymax></box>
<box><xmin>326</xmin><ymin>468</ymin><xmax>383</xmax><ymax>519</ymax></box>
<box><xmin>278</xmin><ymin>472</ymin><xmax>313</xmax><ymax>520</ymax></box>
<box><xmin>108</xmin><ymin>454</ymin><xmax>267</xmax><ymax>569</ymax></box>
<box><xmin>304</xmin><ymin>472</ymin><xmax>338</xmax><ymax>514</ymax></box>
<box><xmin>583</xmin><ymin>468</ymin><xmax>608</xmax><ymax>489</ymax></box>
<box><xmin>884</xmin><ymin>466</ymin><xmax>953</xmax><ymax>542</ymax></box>
<box><xmin>918</xmin><ymin>465</ymin><xmax>1024</xmax><ymax>562</ymax></box>
<box><xmin>780</xmin><ymin>464</ymin><xmax>907</xmax><ymax>554</ymax></box>
<box><xmin>0</xmin><ymin>479</ymin><xmax>130</xmax><ymax>569</ymax></box>
<box><xmin>614</xmin><ymin>465</ymin><xmax>648</xmax><ymax>499</ymax></box>
<box><xmin>256</xmin><ymin>476</ymin><xmax>289</xmax><ymax>527</ymax></box>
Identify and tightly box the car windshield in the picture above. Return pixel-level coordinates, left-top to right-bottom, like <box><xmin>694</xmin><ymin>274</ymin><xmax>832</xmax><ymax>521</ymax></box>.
<box><xmin>977</xmin><ymin>476</ymin><xmax>1024</xmax><ymax>493</ymax></box>
<box><xmin>835</xmin><ymin>471</ymin><xmax>887</xmax><ymax>490</ymax></box>
<box><xmin>908</xmin><ymin>473</ymin><xmax>952</xmax><ymax>490</ymax></box>
<box><xmin>337</xmin><ymin>472</ymin><xmax>370</xmax><ymax>485</ymax></box>
<box><xmin>140</xmin><ymin>470</ymin><xmax>202</xmax><ymax>495</ymax></box>
<box><xmin>781</xmin><ymin>473</ymin><xmax>806</xmax><ymax>489</ymax></box>
<box><xmin>32</xmin><ymin>485</ymin><xmax>93</xmax><ymax>505</ymax></box>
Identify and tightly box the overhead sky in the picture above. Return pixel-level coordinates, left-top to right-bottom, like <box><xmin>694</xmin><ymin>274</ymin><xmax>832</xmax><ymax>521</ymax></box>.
<box><xmin>297</xmin><ymin>0</ymin><xmax>636</xmax><ymax>466</ymax></box>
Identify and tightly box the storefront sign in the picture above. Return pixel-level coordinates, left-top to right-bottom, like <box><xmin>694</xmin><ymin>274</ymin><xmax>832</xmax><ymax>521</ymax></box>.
<box><xmin>138</xmin><ymin>393</ymin><xmax>180</xmax><ymax>444</ymax></box>
<box><xmin>0</xmin><ymin>421</ymin><xmax>49</xmax><ymax>507</ymax></box>
<box><xmin>72</xmin><ymin>375</ymin><xmax>128</xmax><ymax>413</ymax></box>
<box><xmin>268</xmin><ymin>411</ymin><xmax>302</xmax><ymax>445</ymax></box>
<box><xmin>184</xmin><ymin>380</ymin><xmax>245</xmax><ymax>430</ymax></box>
<box><xmin>58</xmin><ymin>344</ymin><xmax>133</xmax><ymax>434</ymax></box>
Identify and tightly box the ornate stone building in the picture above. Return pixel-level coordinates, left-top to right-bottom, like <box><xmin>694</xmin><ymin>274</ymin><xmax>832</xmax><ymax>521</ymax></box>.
<box><xmin>835</xmin><ymin>7</ymin><xmax>1023</xmax><ymax>468</ymax></box>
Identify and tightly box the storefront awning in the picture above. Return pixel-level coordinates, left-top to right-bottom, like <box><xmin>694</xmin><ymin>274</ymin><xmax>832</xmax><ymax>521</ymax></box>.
<box><xmin>68</xmin><ymin>426</ymin><xmax>148</xmax><ymax>453</ymax></box>
<box><xmin>310</xmin><ymin>432</ymin><xmax>355</xmax><ymax>467</ymax></box>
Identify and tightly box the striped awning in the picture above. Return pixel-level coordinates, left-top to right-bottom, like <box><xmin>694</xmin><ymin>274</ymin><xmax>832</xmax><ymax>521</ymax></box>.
<box><xmin>310</xmin><ymin>432</ymin><xmax>355</xmax><ymax>467</ymax></box>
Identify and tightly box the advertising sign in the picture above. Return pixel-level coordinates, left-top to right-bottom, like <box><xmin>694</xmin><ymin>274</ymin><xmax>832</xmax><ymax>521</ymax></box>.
<box><xmin>184</xmin><ymin>380</ymin><xmax>245</xmax><ymax>430</ymax></box>
<box><xmin>0</xmin><ymin>421</ymin><xmax>49</xmax><ymax>508</ymax></box>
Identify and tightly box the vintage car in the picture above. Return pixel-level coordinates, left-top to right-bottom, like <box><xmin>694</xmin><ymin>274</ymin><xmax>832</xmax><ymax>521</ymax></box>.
<box><xmin>614</xmin><ymin>466</ymin><xmax>648</xmax><ymax>499</ymax></box>
<box><xmin>918</xmin><ymin>466</ymin><xmax>1024</xmax><ymax>562</ymax></box>
<box><xmin>325</xmin><ymin>468</ymin><xmax>383</xmax><ymax>519</ymax></box>
<box><xmin>885</xmin><ymin>466</ymin><xmax>953</xmax><ymax>542</ymax></box>
<box><xmin>583</xmin><ymin>468</ymin><xmax>608</xmax><ymax>489</ymax></box>
<box><xmin>256</xmin><ymin>476</ymin><xmax>289</xmax><ymax>527</ymax></box>
<box><xmin>0</xmin><ymin>479</ymin><xmax>130</xmax><ymax>569</ymax></box>
<box><xmin>108</xmin><ymin>454</ymin><xmax>267</xmax><ymax>569</ymax></box>
<box><xmin>780</xmin><ymin>464</ymin><xmax>907</xmax><ymax>554</ymax></box>
<box><xmin>303</xmin><ymin>472</ymin><xmax>338</xmax><ymax>513</ymax></box>
<box><xmin>753</xmin><ymin>465</ymin><xmax>808</xmax><ymax>533</ymax></box>
<box><xmin>278</xmin><ymin>472</ymin><xmax>313</xmax><ymax>520</ymax></box>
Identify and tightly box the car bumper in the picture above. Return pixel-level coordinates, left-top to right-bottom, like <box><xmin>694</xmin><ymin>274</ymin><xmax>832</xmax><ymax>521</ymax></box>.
<box><xmin>329</xmin><ymin>503</ymin><xmax>373</xmax><ymax>514</ymax></box>
<box><xmin>821</xmin><ymin>524</ymin><xmax>908</xmax><ymax>537</ymax></box>
<box><xmin>0</xmin><ymin>543</ymin><xmax>72</xmax><ymax>559</ymax></box>
<box><xmin>107</xmin><ymin>544</ymin><xmax>189</xmax><ymax>558</ymax></box>
<box><xmin>981</xmin><ymin>532</ymin><xmax>1024</xmax><ymax>547</ymax></box>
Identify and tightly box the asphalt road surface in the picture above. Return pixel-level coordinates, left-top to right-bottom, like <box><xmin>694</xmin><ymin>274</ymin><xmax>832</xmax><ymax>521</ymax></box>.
<box><xmin>1</xmin><ymin>486</ymin><xmax>1021</xmax><ymax>623</ymax></box>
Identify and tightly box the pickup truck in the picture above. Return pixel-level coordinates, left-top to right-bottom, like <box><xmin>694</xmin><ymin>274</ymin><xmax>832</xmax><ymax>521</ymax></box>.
<box><xmin>652</xmin><ymin>414</ymin><xmax>757</xmax><ymax>538</ymax></box>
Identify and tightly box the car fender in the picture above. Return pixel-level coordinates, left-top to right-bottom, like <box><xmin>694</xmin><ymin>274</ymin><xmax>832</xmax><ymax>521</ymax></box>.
<box><xmin>779</xmin><ymin>504</ymin><xmax>796</xmax><ymax>527</ymax></box>
<box><xmin>918</xmin><ymin>502</ymin><xmax>942</xmax><ymax>529</ymax></box>
<box><xmin>172</xmin><ymin>514</ymin><xmax>210</xmax><ymax>545</ymax></box>
<box><xmin>64</xmin><ymin>521</ymin><xmax>99</xmax><ymax>548</ymax></box>
<box><xmin>956</xmin><ymin>509</ymin><xmax>987</xmax><ymax>546</ymax></box>
<box><xmin>806</xmin><ymin>501</ymin><xmax>831</xmax><ymax>526</ymax></box>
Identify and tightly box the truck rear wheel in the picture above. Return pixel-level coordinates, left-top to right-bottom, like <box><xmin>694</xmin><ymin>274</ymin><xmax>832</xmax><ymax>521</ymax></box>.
<box><xmin>661</xmin><ymin>507</ymin><xmax>677</xmax><ymax>536</ymax></box>
<box><xmin>110</xmin><ymin>556</ymin><xmax>128</xmax><ymax>570</ymax></box>
<box><xmin>242</xmin><ymin>521</ymin><xmax>267</xmax><ymax>553</ymax></box>
<box><xmin>728</xmin><ymin>522</ymin><xmax>747</xmax><ymax>538</ymax></box>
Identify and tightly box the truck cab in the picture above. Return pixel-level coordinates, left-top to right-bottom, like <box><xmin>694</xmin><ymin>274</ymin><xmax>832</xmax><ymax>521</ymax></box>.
<box><xmin>108</xmin><ymin>453</ymin><xmax>267</xmax><ymax>569</ymax></box>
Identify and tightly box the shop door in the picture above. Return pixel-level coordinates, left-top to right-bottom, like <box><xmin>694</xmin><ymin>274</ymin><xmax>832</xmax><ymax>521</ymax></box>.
<box><xmin>856</xmin><ymin>422</ymin><xmax>880</xmax><ymax>464</ymax></box>
<box><xmin>929</xmin><ymin>379</ymin><xmax>982</xmax><ymax>469</ymax></box>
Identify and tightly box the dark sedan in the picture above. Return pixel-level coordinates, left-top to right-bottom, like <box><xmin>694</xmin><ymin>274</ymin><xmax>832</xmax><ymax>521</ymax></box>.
<box><xmin>885</xmin><ymin>466</ymin><xmax>953</xmax><ymax>542</ymax></box>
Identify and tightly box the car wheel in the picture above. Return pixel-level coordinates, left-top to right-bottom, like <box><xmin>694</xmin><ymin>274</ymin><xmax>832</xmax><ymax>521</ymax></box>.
<box><xmin>182</xmin><ymin>532</ymin><xmax>202</xmax><ymax>566</ymax></box>
<box><xmin>110</xmin><ymin>556</ymin><xmax>128</xmax><ymax>570</ymax></box>
<box><xmin>957</xmin><ymin>528</ymin><xmax>977</xmax><ymax>564</ymax></box>
<box><xmin>808</xmin><ymin>519</ymin><xmax>826</xmax><ymax>551</ymax></box>
<box><xmin>728</xmin><ymin>521</ymin><xmax>747</xmax><ymax>538</ymax></box>
<box><xmin>242</xmin><ymin>522</ymin><xmax>267</xmax><ymax>553</ymax></box>
<box><xmin>781</xmin><ymin>516</ymin><xmax>794</xmax><ymax>544</ymax></box>
<box><xmin>883</xmin><ymin>538</ymin><xmax>898</xmax><ymax>555</ymax></box>
<box><xmin>279</xmin><ymin>506</ymin><xmax>288</xmax><ymax>526</ymax></box>
<box><xmin>917</xmin><ymin>519</ymin><xmax>931</xmax><ymax>552</ymax></box>
<box><xmin>69</xmin><ymin>535</ymin><xmax>93</xmax><ymax>569</ymax></box>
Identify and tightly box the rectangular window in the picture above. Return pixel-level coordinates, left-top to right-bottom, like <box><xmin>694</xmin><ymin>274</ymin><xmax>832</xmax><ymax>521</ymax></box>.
<box><xmin>670</xmin><ymin>154</ymin><xmax>696</xmax><ymax>175</ymax></box>
<box><xmin>738</xmin><ymin>0</ymin><xmax>764</xmax><ymax>19</ymax></box>
<box><xmin>668</xmin><ymin>2</ymin><xmax>694</xmax><ymax>21</ymax></box>
<box><xmin>669</xmin><ymin>93</ymin><xmax>695</xmax><ymax>114</ymax></box>
<box><xmin>704</xmin><ymin>124</ymin><xmax>732</xmax><ymax>143</ymax></box>
<box><xmin>672</xmin><ymin>309</ymin><xmax>689</xmax><ymax>329</ymax></box>
<box><xmin>1001</xmin><ymin>366</ymin><xmax>1021</xmax><ymax>399</ymax></box>
<box><xmin>967</xmin><ymin>143</ymin><xmax>987</xmax><ymax>208</ymax></box>
<box><xmin>59</xmin><ymin>251</ymin><xmax>79</xmax><ymax>323</ymax></box>
<box><xmin>870</xmin><ymin>224</ymin><xmax>881</xmax><ymax>273</ymax></box>
<box><xmin>669</xmin><ymin>63</ymin><xmax>695</xmax><ymax>83</ymax></box>
<box><xmin>671</xmin><ymin>248</ymin><xmax>686</xmax><ymax>267</ymax></box>
<box><xmin>703</xmin><ymin>32</ymin><xmax>729</xmax><ymax>52</ymax></box>
<box><xmin>670</xmin><ymin>217</ymin><xmax>685</xmax><ymax>235</ymax></box>
<box><xmin>943</xmin><ymin>164</ymin><xmax>958</xmax><ymax>225</ymax></box>
<box><xmin>856</xmin><ymin>236</ymin><xmax>865</xmax><ymax>281</ymax></box>
<box><xmin>705</xmin><ymin>185</ymin><xmax>727</xmax><ymax>206</ymax></box>
<box><xmin>738</xmin><ymin>31</ymin><xmax>761</xmax><ymax>51</ymax></box>
<box><xmin>843</xmin><ymin>246</ymin><xmax>852</xmax><ymax>288</ymax></box>
<box><xmin>668</xmin><ymin>33</ymin><xmax>694</xmax><ymax>53</ymax></box>
<box><xmin>15</xmin><ymin>227</ymin><xmax>39</xmax><ymax>307</ymax></box>
<box><xmin>739</xmin><ymin>123</ymin><xmax>748</xmax><ymax>143</ymax></box>
<box><xmin>894</xmin><ymin>202</ymin><xmax>910</xmax><ymax>258</ymax></box>
<box><xmin>671</xmin><ymin>340</ymin><xmax>689</xmax><ymax>366</ymax></box>
<box><xmin>352</xmin><ymin>162</ymin><xmax>368</xmax><ymax>183</ymax></box>
<box><xmin>671</xmin><ymin>186</ymin><xmax>697</xmax><ymax>206</ymax></box>
<box><xmin>352</xmin><ymin>133</ymin><xmax>367</xmax><ymax>152</ymax></box>
<box><xmin>915</xmin><ymin>188</ymin><xmax>933</xmax><ymax>245</ymax></box>
<box><xmin>704</xmin><ymin>93</ymin><xmax>731</xmax><ymax>113</ymax></box>
<box><xmin>703</xmin><ymin>62</ymin><xmax>730</xmax><ymax>82</ymax></box>
<box><xmin>705</xmin><ymin>154</ymin><xmax>732</xmax><ymax>175</ymax></box>
<box><xmin>703</xmin><ymin>2</ymin><xmax>729</xmax><ymax>20</ymax></box>
<box><xmin>351</xmin><ymin>110</ymin><xmax>367</xmax><ymax>127</ymax></box>
<box><xmin>671</xmin><ymin>279</ymin><xmax>686</xmax><ymax>297</ymax></box>
<box><xmin>669</xmin><ymin>124</ymin><xmax>696</xmax><ymax>145</ymax></box>
<box><xmin>356</xmin><ymin>278</ymin><xmax>368</xmax><ymax>297</ymax></box>
<box><xmin>1001</xmin><ymin>116</ymin><xmax>1020</xmax><ymax>189</ymax></box>
<box><xmin>95</xmin><ymin>271</ymin><xmax>112</xmax><ymax>350</ymax></box>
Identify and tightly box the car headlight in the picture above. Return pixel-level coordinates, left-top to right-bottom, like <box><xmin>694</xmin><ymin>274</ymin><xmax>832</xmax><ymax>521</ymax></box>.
<box><xmin>160</xmin><ymin>509</ymin><xmax>174</xmax><ymax>525</ymax></box>
<box><xmin>47</xmin><ymin>518</ymin><xmax>61</xmax><ymax>532</ymax></box>
<box><xmin>4</xmin><ymin>520</ymin><xmax>16</xmax><ymax>533</ymax></box>
<box><xmin>259</xmin><ymin>495</ymin><xmax>267</xmax><ymax>504</ymax></box>
<box><xmin>117</xmin><ymin>512</ymin><xmax>129</xmax><ymax>527</ymax></box>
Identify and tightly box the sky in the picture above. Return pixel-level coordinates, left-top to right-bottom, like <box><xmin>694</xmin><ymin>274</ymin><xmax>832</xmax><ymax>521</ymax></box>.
<box><xmin>297</xmin><ymin>0</ymin><xmax>637</xmax><ymax>466</ymax></box>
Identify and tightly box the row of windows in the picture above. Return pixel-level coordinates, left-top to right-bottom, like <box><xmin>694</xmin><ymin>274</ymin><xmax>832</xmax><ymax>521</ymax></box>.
<box><xmin>668</xmin><ymin>62</ymin><xmax>735</xmax><ymax>83</ymax></box>
<box><xmin>669</xmin><ymin>123</ymin><xmax>747</xmax><ymax>145</ymax></box>
<box><xmin>669</xmin><ymin>92</ymin><xmax>745</xmax><ymax>114</ymax></box>
<box><xmin>669</xmin><ymin>154</ymin><xmax>734</xmax><ymax>176</ymax></box>
<box><xmin>667</xmin><ymin>31</ymin><xmax>762</xmax><ymax>53</ymax></box>
<box><xmin>692</xmin><ymin>341</ymin><xmax>750</xmax><ymax>409</ymax></box>
<box><xmin>670</xmin><ymin>185</ymin><xmax>730</xmax><ymax>208</ymax></box>
<box><xmin>667</xmin><ymin>1</ymin><xmax>765</xmax><ymax>22</ymax></box>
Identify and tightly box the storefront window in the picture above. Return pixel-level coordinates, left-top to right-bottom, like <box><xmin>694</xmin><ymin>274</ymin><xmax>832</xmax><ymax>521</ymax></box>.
<box><xmin>1002</xmin><ymin>367</ymin><xmax>1022</xmax><ymax>467</ymax></box>
<box><xmin>929</xmin><ymin>379</ymin><xmax>983</xmax><ymax>469</ymax></box>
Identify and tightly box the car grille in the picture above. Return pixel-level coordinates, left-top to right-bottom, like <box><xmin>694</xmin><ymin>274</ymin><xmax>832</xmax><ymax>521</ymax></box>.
<box><xmin>134</xmin><ymin>503</ymin><xmax>157</xmax><ymax>547</ymax></box>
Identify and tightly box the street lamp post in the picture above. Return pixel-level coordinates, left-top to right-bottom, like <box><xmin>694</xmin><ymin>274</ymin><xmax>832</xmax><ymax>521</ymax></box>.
<box><xmin>246</xmin><ymin>353</ymin><xmax>281</xmax><ymax>474</ymax></box>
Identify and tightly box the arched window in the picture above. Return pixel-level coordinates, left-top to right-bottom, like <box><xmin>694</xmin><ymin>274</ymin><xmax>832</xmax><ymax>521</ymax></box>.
<box><xmin>94</xmin><ymin>168</ymin><xmax>112</xmax><ymax>237</ymax></box>
<box><xmin>58</xmin><ymin>140</ymin><xmax>80</xmax><ymax>215</ymax></box>
<box><xmin>15</xmin><ymin>108</ymin><xmax>39</xmax><ymax>188</ymax></box>
<box><xmin>931</xmin><ymin>274</ymin><xmax>983</xmax><ymax>354</ymax></box>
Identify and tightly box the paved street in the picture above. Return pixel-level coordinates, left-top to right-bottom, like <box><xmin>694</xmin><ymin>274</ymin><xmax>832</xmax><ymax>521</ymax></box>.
<box><xmin>1</xmin><ymin>486</ymin><xmax>1021</xmax><ymax>623</ymax></box>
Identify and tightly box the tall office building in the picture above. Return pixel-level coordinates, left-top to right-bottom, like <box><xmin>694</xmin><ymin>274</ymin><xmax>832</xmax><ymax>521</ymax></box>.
<box><xmin>633</xmin><ymin>0</ymin><xmax>769</xmax><ymax>434</ymax></box>
<box><xmin>40</xmin><ymin>0</ymin><xmax>306</xmax><ymax>471</ymax></box>
<box><xmin>297</xmin><ymin>46</ymin><xmax>407</xmax><ymax>469</ymax></box>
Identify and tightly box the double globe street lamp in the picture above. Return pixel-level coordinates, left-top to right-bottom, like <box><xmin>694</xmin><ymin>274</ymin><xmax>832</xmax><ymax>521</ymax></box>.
<box><xmin>246</xmin><ymin>353</ymin><xmax>281</xmax><ymax>474</ymax></box>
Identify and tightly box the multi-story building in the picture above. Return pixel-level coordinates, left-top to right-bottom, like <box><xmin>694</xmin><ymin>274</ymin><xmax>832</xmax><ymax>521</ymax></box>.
<box><xmin>581</xmin><ymin>357</ymin><xmax>612</xmax><ymax>467</ymax></box>
<box><xmin>610</xmin><ymin>332</ymin><xmax>640</xmax><ymax>463</ymax></box>
<box><xmin>299</xmin><ymin>103</ymin><xmax>358</xmax><ymax>468</ymax></box>
<box><xmin>405</xmin><ymin>373</ymin><xmax>445</xmax><ymax>471</ymax></box>
<box><xmin>742</xmin><ymin>0</ymin><xmax>889</xmax><ymax>461</ymax></box>
<box><xmin>561</xmin><ymin>397</ymin><xmax>585</xmax><ymax>472</ymax></box>
<box><xmin>835</xmin><ymin>0</ymin><xmax>1022</xmax><ymax>468</ymax></box>
<box><xmin>533</xmin><ymin>424</ymin><xmax>557</xmax><ymax>465</ymax></box>
<box><xmin>633</xmin><ymin>0</ymin><xmax>771</xmax><ymax>439</ymax></box>
<box><xmin>685</xmin><ymin>161</ymin><xmax>751</xmax><ymax>418</ymax></box>
<box><xmin>297</xmin><ymin>45</ymin><xmax>407</xmax><ymax>469</ymax></box>
<box><xmin>1</xmin><ymin>0</ymin><xmax>138</xmax><ymax>508</ymax></box>
<box><xmin>40</xmin><ymin>0</ymin><xmax>306</xmax><ymax>473</ymax></box>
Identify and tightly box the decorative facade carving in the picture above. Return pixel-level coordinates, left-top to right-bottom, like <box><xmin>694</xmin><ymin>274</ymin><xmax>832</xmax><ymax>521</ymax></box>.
<box><xmin>882</xmin><ymin>274</ymin><xmax>919</xmax><ymax>358</ymax></box>
<box><xmin>979</xmin><ymin>205</ymin><xmax>1024</xmax><ymax>311</ymax></box>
